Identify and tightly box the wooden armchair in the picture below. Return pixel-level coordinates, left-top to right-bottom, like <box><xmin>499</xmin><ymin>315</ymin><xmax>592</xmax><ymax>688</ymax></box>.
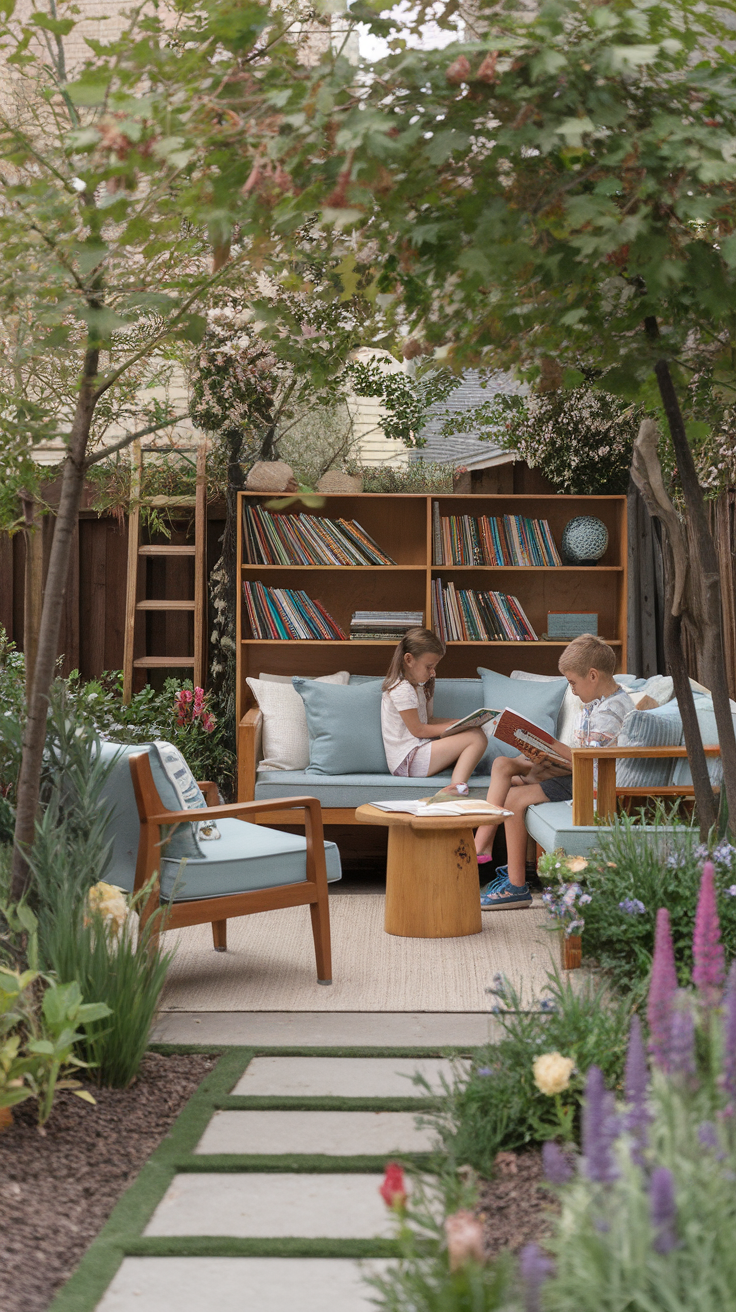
<box><xmin>570</xmin><ymin>744</ymin><xmax>722</xmax><ymax>825</ymax></box>
<box><xmin>128</xmin><ymin>751</ymin><xmax>333</xmax><ymax>983</ymax></box>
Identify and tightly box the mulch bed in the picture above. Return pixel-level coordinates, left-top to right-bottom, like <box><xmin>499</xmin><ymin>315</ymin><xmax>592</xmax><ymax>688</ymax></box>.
<box><xmin>0</xmin><ymin>1051</ymin><xmax>217</xmax><ymax>1312</ymax></box>
<box><xmin>476</xmin><ymin>1149</ymin><xmax>558</xmax><ymax>1258</ymax></box>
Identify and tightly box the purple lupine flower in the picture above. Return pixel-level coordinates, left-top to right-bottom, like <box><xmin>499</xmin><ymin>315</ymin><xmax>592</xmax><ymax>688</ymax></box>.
<box><xmin>698</xmin><ymin>1121</ymin><xmax>725</xmax><ymax>1160</ymax></box>
<box><xmin>582</xmin><ymin>1065</ymin><xmax>620</xmax><ymax>1184</ymax></box>
<box><xmin>648</xmin><ymin>909</ymin><xmax>678</xmax><ymax>1069</ymax></box>
<box><xmin>650</xmin><ymin>1167</ymin><xmax>678</xmax><ymax>1254</ymax></box>
<box><xmin>624</xmin><ymin>1015</ymin><xmax>650</xmax><ymax>1166</ymax></box>
<box><xmin>668</xmin><ymin>992</ymin><xmax>696</xmax><ymax>1082</ymax></box>
<box><xmin>722</xmin><ymin>961</ymin><xmax>736</xmax><ymax>1104</ymax></box>
<box><xmin>619</xmin><ymin>898</ymin><xmax>646</xmax><ymax>915</ymax></box>
<box><xmin>542</xmin><ymin>1139</ymin><xmax>573</xmax><ymax>1185</ymax></box>
<box><xmin>519</xmin><ymin>1243</ymin><xmax>554</xmax><ymax>1312</ymax></box>
<box><xmin>692</xmin><ymin>862</ymin><xmax>725</xmax><ymax>1004</ymax></box>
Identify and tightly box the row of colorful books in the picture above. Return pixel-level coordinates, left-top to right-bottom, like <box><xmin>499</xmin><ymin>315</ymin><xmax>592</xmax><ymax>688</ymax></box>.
<box><xmin>350</xmin><ymin>610</ymin><xmax>423</xmax><ymax>641</ymax></box>
<box><xmin>432</xmin><ymin>507</ymin><xmax>562</xmax><ymax>567</ymax></box>
<box><xmin>243</xmin><ymin>582</ymin><xmax>346</xmax><ymax>640</ymax></box>
<box><xmin>243</xmin><ymin>505</ymin><xmax>396</xmax><ymax>567</ymax></box>
<box><xmin>432</xmin><ymin>579</ymin><xmax>538</xmax><ymax>642</ymax></box>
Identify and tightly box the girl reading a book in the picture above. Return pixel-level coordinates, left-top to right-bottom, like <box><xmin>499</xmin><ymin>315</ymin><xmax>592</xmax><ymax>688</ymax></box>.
<box><xmin>381</xmin><ymin>628</ymin><xmax>488</xmax><ymax>787</ymax></box>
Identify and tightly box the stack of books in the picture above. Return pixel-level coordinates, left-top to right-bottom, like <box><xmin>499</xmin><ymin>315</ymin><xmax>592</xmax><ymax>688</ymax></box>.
<box><xmin>243</xmin><ymin>505</ymin><xmax>396</xmax><ymax>566</ymax></box>
<box><xmin>243</xmin><ymin>581</ymin><xmax>347</xmax><ymax>640</ymax></box>
<box><xmin>432</xmin><ymin>507</ymin><xmax>562</xmax><ymax>566</ymax></box>
<box><xmin>432</xmin><ymin>579</ymin><xmax>538</xmax><ymax>642</ymax></box>
<box><xmin>349</xmin><ymin>611</ymin><xmax>424</xmax><ymax>641</ymax></box>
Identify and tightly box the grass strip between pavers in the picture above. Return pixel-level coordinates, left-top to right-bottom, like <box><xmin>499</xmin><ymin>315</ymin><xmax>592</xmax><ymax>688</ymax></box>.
<box><xmin>125</xmin><ymin>1236</ymin><xmax>401</xmax><ymax>1259</ymax></box>
<box><xmin>48</xmin><ymin>1044</ymin><xmax>448</xmax><ymax>1312</ymax></box>
<box><xmin>149</xmin><ymin>1041</ymin><xmax>479</xmax><ymax>1057</ymax></box>
<box><xmin>217</xmin><ymin>1094</ymin><xmax>443</xmax><ymax>1111</ymax></box>
<box><xmin>177</xmin><ymin>1152</ymin><xmax>436</xmax><ymax>1172</ymax></box>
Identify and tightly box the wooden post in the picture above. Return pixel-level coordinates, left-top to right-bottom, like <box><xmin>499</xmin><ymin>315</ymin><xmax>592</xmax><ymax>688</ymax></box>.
<box><xmin>596</xmin><ymin>758</ymin><xmax>617</xmax><ymax>822</ymax></box>
<box><xmin>194</xmin><ymin>438</ymin><xmax>208</xmax><ymax>690</ymax></box>
<box><xmin>122</xmin><ymin>441</ymin><xmax>142</xmax><ymax>704</ymax></box>
<box><xmin>571</xmin><ymin>751</ymin><xmax>595</xmax><ymax>826</ymax></box>
<box><xmin>22</xmin><ymin>500</ymin><xmax>44</xmax><ymax>702</ymax></box>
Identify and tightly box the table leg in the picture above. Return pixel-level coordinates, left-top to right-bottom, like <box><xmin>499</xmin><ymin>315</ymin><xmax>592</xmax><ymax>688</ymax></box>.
<box><xmin>384</xmin><ymin>825</ymin><xmax>482</xmax><ymax>938</ymax></box>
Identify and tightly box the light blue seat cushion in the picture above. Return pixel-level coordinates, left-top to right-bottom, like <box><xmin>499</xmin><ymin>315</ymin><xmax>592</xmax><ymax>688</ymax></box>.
<box><xmin>294</xmin><ymin>677</ymin><xmax>388</xmax><ymax>774</ymax></box>
<box><xmin>525</xmin><ymin>801</ymin><xmax>663</xmax><ymax>857</ymax></box>
<box><xmin>159</xmin><ymin>818</ymin><xmax>342</xmax><ymax>902</ymax></box>
<box><xmin>617</xmin><ymin>705</ymin><xmax>683</xmax><ymax>787</ymax></box>
<box><xmin>254</xmin><ymin>769</ymin><xmax>493</xmax><ymax>808</ymax></box>
<box><xmin>477</xmin><ymin>666</ymin><xmax>568</xmax><ymax>735</ymax></box>
<box><xmin>96</xmin><ymin>741</ymin><xmax>341</xmax><ymax>897</ymax></box>
<box><xmin>671</xmin><ymin>698</ymin><xmax>727</xmax><ymax>787</ymax></box>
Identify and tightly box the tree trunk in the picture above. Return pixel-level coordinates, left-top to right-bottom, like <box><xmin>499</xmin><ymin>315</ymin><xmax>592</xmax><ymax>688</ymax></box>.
<box><xmin>661</xmin><ymin>543</ymin><xmax>717</xmax><ymax>838</ymax></box>
<box><xmin>652</xmin><ymin>355</ymin><xmax>736</xmax><ymax>833</ymax></box>
<box><xmin>11</xmin><ymin>347</ymin><xmax>99</xmax><ymax>900</ymax></box>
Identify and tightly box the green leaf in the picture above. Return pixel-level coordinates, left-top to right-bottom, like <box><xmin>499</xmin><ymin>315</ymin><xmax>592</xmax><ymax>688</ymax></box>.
<box><xmin>66</xmin><ymin>80</ymin><xmax>109</xmax><ymax>107</ymax></box>
<box><xmin>30</xmin><ymin>12</ymin><xmax>74</xmax><ymax>34</ymax></box>
<box><xmin>179</xmin><ymin>314</ymin><xmax>207</xmax><ymax>343</ymax></box>
<box><xmin>73</xmin><ymin>1089</ymin><xmax>97</xmax><ymax>1104</ymax></box>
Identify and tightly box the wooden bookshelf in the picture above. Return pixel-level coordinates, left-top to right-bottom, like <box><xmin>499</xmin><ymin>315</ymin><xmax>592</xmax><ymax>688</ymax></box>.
<box><xmin>236</xmin><ymin>491</ymin><xmax>627</xmax><ymax>728</ymax></box>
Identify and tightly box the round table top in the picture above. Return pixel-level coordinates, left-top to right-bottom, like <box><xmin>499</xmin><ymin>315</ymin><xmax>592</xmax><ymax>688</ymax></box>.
<box><xmin>354</xmin><ymin>803</ymin><xmax>492</xmax><ymax>832</ymax></box>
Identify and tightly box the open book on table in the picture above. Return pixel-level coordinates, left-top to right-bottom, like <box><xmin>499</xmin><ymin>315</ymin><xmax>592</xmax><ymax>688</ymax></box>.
<box><xmin>488</xmin><ymin>707</ymin><xmax>569</xmax><ymax>767</ymax></box>
<box><xmin>370</xmin><ymin>799</ymin><xmax>513</xmax><ymax>818</ymax></box>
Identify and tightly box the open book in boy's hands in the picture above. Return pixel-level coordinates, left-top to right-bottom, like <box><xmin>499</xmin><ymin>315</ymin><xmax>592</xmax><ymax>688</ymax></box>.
<box><xmin>440</xmin><ymin>708</ymin><xmax>498</xmax><ymax>737</ymax></box>
<box><xmin>488</xmin><ymin>708</ymin><xmax>569</xmax><ymax>767</ymax></box>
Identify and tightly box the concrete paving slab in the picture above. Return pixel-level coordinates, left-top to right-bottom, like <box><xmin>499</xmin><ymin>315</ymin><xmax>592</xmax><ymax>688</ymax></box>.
<box><xmin>194</xmin><ymin>1109</ymin><xmax>435</xmax><ymax>1155</ymax></box>
<box><xmin>152</xmin><ymin>1010</ymin><xmax>496</xmax><ymax>1047</ymax></box>
<box><xmin>144</xmin><ymin>1173</ymin><xmax>398</xmax><ymax>1238</ymax></box>
<box><xmin>96</xmin><ymin>1257</ymin><xmax>391</xmax><ymax>1311</ymax></box>
<box><xmin>231</xmin><ymin>1055</ymin><xmax>465</xmax><ymax>1097</ymax></box>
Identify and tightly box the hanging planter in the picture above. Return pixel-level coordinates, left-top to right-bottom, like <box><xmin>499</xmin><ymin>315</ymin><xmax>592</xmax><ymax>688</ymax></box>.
<box><xmin>561</xmin><ymin>933</ymin><xmax>583</xmax><ymax>971</ymax></box>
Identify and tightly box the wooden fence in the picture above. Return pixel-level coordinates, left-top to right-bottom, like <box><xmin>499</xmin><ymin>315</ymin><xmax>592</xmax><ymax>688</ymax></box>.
<box><xmin>0</xmin><ymin>502</ymin><xmax>226</xmax><ymax>682</ymax></box>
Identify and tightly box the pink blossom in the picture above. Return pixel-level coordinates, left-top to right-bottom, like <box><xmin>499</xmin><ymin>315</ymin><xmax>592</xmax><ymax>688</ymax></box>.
<box><xmin>444</xmin><ymin>1210</ymin><xmax>485</xmax><ymax>1270</ymax></box>
<box><xmin>202</xmin><ymin>712</ymin><xmax>216</xmax><ymax>733</ymax></box>
<box><xmin>693</xmin><ymin>862</ymin><xmax>725</xmax><ymax>1004</ymax></box>
<box><xmin>379</xmin><ymin>1162</ymin><xmax>407</xmax><ymax>1211</ymax></box>
<box><xmin>648</xmin><ymin>908</ymin><xmax>678</xmax><ymax>1069</ymax></box>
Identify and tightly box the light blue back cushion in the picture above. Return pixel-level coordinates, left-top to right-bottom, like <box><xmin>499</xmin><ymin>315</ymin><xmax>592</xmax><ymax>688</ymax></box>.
<box><xmin>97</xmin><ymin>740</ymin><xmax>203</xmax><ymax>876</ymax></box>
<box><xmin>671</xmin><ymin>698</ymin><xmax>728</xmax><ymax>786</ymax></box>
<box><xmin>617</xmin><ymin>705</ymin><xmax>682</xmax><ymax>787</ymax></box>
<box><xmin>294</xmin><ymin>678</ymin><xmax>389</xmax><ymax>774</ymax></box>
<box><xmin>477</xmin><ymin>667</ymin><xmax>568</xmax><ymax>735</ymax></box>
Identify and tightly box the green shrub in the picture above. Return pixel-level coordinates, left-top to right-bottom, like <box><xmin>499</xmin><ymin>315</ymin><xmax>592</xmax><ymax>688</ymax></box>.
<box><xmin>568</xmin><ymin>813</ymin><xmax>736</xmax><ymax>989</ymax></box>
<box><xmin>428</xmin><ymin>970</ymin><xmax>637</xmax><ymax>1176</ymax></box>
<box><xmin>344</xmin><ymin>459</ymin><xmax>454</xmax><ymax>494</ymax></box>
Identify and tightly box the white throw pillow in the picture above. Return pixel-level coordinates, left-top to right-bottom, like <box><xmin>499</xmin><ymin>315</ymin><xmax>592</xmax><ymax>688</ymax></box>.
<box><xmin>246</xmin><ymin>671</ymin><xmax>350</xmax><ymax>770</ymax></box>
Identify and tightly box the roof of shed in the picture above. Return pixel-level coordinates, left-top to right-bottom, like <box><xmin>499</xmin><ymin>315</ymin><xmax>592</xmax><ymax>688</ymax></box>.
<box><xmin>411</xmin><ymin>369</ymin><xmax>522</xmax><ymax>468</ymax></box>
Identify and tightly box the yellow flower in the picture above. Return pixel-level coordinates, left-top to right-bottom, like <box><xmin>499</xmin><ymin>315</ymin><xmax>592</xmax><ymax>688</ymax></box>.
<box><xmin>532</xmin><ymin>1052</ymin><xmax>575</xmax><ymax>1096</ymax></box>
<box><xmin>86</xmin><ymin>882</ymin><xmax>128</xmax><ymax>935</ymax></box>
<box><xmin>566</xmin><ymin>856</ymin><xmax>588</xmax><ymax>873</ymax></box>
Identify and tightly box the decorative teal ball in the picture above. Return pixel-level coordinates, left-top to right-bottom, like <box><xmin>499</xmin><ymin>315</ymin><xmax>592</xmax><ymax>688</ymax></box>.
<box><xmin>561</xmin><ymin>516</ymin><xmax>608</xmax><ymax>564</ymax></box>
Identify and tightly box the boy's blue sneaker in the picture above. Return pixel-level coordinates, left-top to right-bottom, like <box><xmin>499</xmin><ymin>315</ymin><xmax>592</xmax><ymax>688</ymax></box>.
<box><xmin>481</xmin><ymin>873</ymin><xmax>533</xmax><ymax>911</ymax></box>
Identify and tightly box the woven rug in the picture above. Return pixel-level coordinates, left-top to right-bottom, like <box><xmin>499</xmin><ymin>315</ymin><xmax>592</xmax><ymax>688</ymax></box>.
<box><xmin>160</xmin><ymin>895</ymin><xmax>559</xmax><ymax>1013</ymax></box>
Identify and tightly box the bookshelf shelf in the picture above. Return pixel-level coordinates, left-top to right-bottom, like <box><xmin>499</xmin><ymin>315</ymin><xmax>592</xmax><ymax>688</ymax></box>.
<box><xmin>236</xmin><ymin>491</ymin><xmax>628</xmax><ymax>727</ymax></box>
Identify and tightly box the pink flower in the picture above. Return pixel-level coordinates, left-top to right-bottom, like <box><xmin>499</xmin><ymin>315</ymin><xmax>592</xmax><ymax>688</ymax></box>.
<box><xmin>444</xmin><ymin>1210</ymin><xmax>485</xmax><ymax>1270</ymax></box>
<box><xmin>178</xmin><ymin>688</ymin><xmax>193</xmax><ymax>704</ymax></box>
<box><xmin>193</xmin><ymin>686</ymin><xmax>205</xmax><ymax>712</ymax></box>
<box><xmin>648</xmin><ymin>908</ymin><xmax>678</xmax><ymax>1069</ymax></box>
<box><xmin>379</xmin><ymin>1162</ymin><xmax>407</xmax><ymax>1211</ymax></box>
<box><xmin>693</xmin><ymin>861</ymin><xmax>725</xmax><ymax>1005</ymax></box>
<box><xmin>202</xmin><ymin>712</ymin><xmax>216</xmax><ymax>733</ymax></box>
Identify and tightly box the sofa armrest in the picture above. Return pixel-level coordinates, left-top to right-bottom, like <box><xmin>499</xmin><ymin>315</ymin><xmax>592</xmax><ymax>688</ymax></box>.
<box><xmin>571</xmin><ymin>745</ymin><xmax>721</xmax><ymax>825</ymax></box>
<box><xmin>196</xmin><ymin>780</ymin><xmax>220</xmax><ymax>807</ymax></box>
<box><xmin>238</xmin><ymin>707</ymin><xmax>263</xmax><ymax>802</ymax></box>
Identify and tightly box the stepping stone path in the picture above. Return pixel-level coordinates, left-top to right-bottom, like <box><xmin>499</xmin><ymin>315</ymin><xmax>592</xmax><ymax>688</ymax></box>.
<box><xmin>94</xmin><ymin>1055</ymin><xmax>463</xmax><ymax>1312</ymax></box>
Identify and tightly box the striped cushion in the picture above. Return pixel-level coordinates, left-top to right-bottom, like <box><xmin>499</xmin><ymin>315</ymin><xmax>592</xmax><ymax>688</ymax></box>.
<box><xmin>671</xmin><ymin>699</ymin><xmax>727</xmax><ymax>787</ymax></box>
<box><xmin>616</xmin><ymin>706</ymin><xmax>683</xmax><ymax>788</ymax></box>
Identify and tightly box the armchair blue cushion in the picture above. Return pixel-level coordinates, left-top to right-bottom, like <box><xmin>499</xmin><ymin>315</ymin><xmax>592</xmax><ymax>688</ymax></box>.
<box><xmin>96</xmin><ymin>741</ymin><xmax>341</xmax><ymax>898</ymax></box>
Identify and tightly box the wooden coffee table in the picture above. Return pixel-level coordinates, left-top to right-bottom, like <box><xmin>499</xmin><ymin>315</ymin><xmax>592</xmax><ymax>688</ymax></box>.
<box><xmin>355</xmin><ymin>804</ymin><xmax>485</xmax><ymax>939</ymax></box>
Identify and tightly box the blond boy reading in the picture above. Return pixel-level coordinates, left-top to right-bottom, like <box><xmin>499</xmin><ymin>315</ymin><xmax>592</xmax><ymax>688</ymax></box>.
<box><xmin>475</xmin><ymin>635</ymin><xmax>635</xmax><ymax>910</ymax></box>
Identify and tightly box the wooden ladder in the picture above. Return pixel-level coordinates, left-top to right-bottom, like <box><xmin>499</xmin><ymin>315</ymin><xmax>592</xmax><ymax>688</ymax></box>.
<box><xmin>122</xmin><ymin>439</ymin><xmax>208</xmax><ymax>703</ymax></box>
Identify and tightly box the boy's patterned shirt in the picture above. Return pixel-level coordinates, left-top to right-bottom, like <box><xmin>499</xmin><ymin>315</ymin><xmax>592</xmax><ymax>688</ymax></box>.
<box><xmin>574</xmin><ymin>687</ymin><xmax>636</xmax><ymax>750</ymax></box>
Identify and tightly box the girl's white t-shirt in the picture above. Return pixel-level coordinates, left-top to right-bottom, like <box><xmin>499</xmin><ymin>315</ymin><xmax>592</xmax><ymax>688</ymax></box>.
<box><xmin>381</xmin><ymin>679</ymin><xmax>433</xmax><ymax>774</ymax></box>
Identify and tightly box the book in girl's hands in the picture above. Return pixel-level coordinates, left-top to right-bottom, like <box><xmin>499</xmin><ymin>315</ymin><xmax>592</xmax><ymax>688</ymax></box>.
<box><xmin>440</xmin><ymin>708</ymin><xmax>498</xmax><ymax>737</ymax></box>
<box><xmin>488</xmin><ymin>708</ymin><xmax>569</xmax><ymax>767</ymax></box>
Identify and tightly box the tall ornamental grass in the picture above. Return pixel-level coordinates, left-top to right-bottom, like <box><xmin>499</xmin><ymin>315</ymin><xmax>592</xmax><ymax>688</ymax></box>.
<box><xmin>30</xmin><ymin>689</ymin><xmax>172</xmax><ymax>1087</ymax></box>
